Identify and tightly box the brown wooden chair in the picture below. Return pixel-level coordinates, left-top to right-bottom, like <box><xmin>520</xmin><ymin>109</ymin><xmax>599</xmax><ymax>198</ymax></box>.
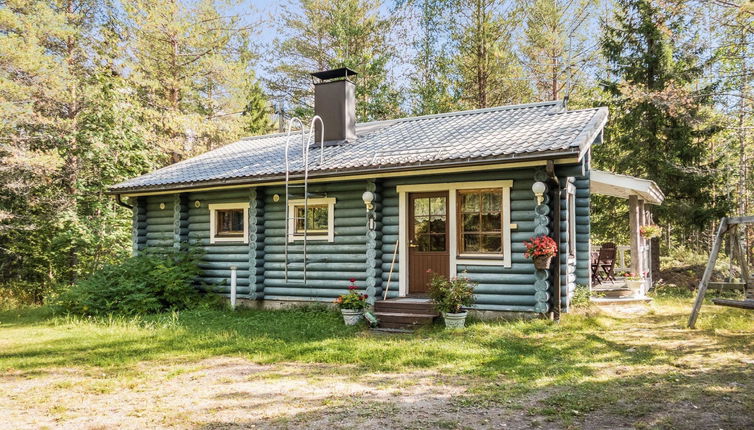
<box><xmin>597</xmin><ymin>243</ymin><xmax>617</xmax><ymax>284</ymax></box>
<box><xmin>590</xmin><ymin>251</ymin><xmax>601</xmax><ymax>285</ymax></box>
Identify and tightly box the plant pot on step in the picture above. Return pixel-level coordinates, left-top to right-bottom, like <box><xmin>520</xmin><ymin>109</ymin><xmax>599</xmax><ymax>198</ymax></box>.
<box><xmin>442</xmin><ymin>311</ymin><xmax>468</xmax><ymax>329</ymax></box>
<box><xmin>625</xmin><ymin>279</ymin><xmax>645</xmax><ymax>297</ymax></box>
<box><xmin>533</xmin><ymin>255</ymin><xmax>553</xmax><ymax>270</ymax></box>
<box><xmin>340</xmin><ymin>308</ymin><xmax>363</xmax><ymax>326</ymax></box>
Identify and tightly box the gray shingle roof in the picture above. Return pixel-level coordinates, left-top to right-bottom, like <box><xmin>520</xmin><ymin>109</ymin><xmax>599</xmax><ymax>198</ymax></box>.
<box><xmin>111</xmin><ymin>101</ymin><xmax>607</xmax><ymax>193</ymax></box>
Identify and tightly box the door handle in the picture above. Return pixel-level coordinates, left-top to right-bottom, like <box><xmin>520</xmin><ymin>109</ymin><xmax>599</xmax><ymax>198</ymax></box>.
<box><xmin>409</xmin><ymin>241</ymin><xmax>418</xmax><ymax>248</ymax></box>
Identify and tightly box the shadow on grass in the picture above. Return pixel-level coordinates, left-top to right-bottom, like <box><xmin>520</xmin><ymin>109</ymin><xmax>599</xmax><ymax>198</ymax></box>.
<box><xmin>1</xmin><ymin>302</ymin><xmax>752</xmax><ymax>388</ymax></box>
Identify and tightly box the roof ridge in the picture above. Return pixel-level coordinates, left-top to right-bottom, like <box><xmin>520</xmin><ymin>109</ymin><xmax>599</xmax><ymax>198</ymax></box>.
<box><xmin>388</xmin><ymin>100</ymin><xmax>562</xmax><ymax>124</ymax></box>
<box><xmin>234</xmin><ymin>100</ymin><xmax>563</xmax><ymax>141</ymax></box>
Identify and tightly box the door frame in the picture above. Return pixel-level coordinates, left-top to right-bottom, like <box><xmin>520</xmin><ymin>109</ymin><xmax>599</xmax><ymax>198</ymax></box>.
<box><xmin>396</xmin><ymin>180</ymin><xmax>513</xmax><ymax>297</ymax></box>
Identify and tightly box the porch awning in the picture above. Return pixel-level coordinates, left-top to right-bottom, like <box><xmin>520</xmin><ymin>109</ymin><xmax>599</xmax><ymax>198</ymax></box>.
<box><xmin>590</xmin><ymin>170</ymin><xmax>664</xmax><ymax>205</ymax></box>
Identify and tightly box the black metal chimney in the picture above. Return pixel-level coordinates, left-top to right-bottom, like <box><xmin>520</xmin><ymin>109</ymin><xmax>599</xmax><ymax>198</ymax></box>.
<box><xmin>310</xmin><ymin>67</ymin><xmax>357</xmax><ymax>144</ymax></box>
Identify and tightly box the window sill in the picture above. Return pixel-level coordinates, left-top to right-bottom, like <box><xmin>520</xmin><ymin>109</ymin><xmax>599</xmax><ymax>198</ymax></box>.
<box><xmin>211</xmin><ymin>236</ymin><xmax>249</xmax><ymax>244</ymax></box>
<box><xmin>457</xmin><ymin>254</ymin><xmax>504</xmax><ymax>260</ymax></box>
<box><xmin>456</xmin><ymin>255</ymin><xmax>508</xmax><ymax>267</ymax></box>
<box><xmin>288</xmin><ymin>235</ymin><xmax>332</xmax><ymax>243</ymax></box>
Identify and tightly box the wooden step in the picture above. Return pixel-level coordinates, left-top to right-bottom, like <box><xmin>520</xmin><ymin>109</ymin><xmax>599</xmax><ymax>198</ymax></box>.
<box><xmin>593</xmin><ymin>288</ymin><xmax>633</xmax><ymax>298</ymax></box>
<box><xmin>374</xmin><ymin>300</ymin><xmax>437</xmax><ymax>314</ymax></box>
<box><xmin>374</xmin><ymin>309</ymin><xmax>438</xmax><ymax>330</ymax></box>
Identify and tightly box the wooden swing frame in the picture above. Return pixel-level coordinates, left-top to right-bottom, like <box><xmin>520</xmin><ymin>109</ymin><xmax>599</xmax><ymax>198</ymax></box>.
<box><xmin>688</xmin><ymin>216</ymin><xmax>754</xmax><ymax>329</ymax></box>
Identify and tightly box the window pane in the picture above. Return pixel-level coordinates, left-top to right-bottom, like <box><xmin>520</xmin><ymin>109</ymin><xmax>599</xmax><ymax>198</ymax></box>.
<box><xmin>461</xmin><ymin>193</ymin><xmax>479</xmax><ymax>212</ymax></box>
<box><xmin>481</xmin><ymin>212</ymin><xmax>502</xmax><ymax>231</ymax></box>
<box><xmin>430</xmin><ymin>234</ymin><xmax>446</xmax><ymax>251</ymax></box>
<box><xmin>463</xmin><ymin>234</ymin><xmax>480</xmax><ymax>252</ymax></box>
<box><xmin>463</xmin><ymin>213</ymin><xmax>479</xmax><ymax>232</ymax></box>
<box><xmin>295</xmin><ymin>205</ymin><xmax>328</xmax><ymax>233</ymax></box>
<box><xmin>416</xmin><ymin>234</ymin><xmax>430</xmax><ymax>252</ymax></box>
<box><xmin>430</xmin><ymin>197</ymin><xmax>446</xmax><ymax>215</ymax></box>
<box><xmin>216</xmin><ymin>209</ymin><xmax>244</xmax><ymax>236</ymax></box>
<box><xmin>309</xmin><ymin>206</ymin><xmax>328</xmax><ymax>230</ymax></box>
<box><xmin>482</xmin><ymin>234</ymin><xmax>502</xmax><ymax>253</ymax></box>
<box><xmin>414</xmin><ymin>198</ymin><xmax>429</xmax><ymax>216</ymax></box>
<box><xmin>414</xmin><ymin>216</ymin><xmax>430</xmax><ymax>235</ymax></box>
<box><xmin>482</xmin><ymin>191</ymin><xmax>502</xmax><ymax>212</ymax></box>
<box><xmin>429</xmin><ymin>216</ymin><xmax>446</xmax><ymax>234</ymax></box>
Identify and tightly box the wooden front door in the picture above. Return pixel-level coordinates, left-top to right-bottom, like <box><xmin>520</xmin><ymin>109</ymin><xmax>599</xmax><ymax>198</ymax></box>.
<box><xmin>408</xmin><ymin>192</ymin><xmax>450</xmax><ymax>294</ymax></box>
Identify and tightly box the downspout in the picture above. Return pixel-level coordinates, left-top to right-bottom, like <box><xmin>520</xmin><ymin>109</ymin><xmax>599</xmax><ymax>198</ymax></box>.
<box><xmin>546</xmin><ymin>160</ymin><xmax>562</xmax><ymax>321</ymax></box>
<box><xmin>115</xmin><ymin>194</ymin><xmax>133</xmax><ymax>210</ymax></box>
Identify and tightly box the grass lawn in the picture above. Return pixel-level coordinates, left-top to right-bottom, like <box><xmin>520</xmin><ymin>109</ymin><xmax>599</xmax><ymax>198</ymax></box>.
<box><xmin>1</xmin><ymin>291</ymin><xmax>753</xmax><ymax>429</ymax></box>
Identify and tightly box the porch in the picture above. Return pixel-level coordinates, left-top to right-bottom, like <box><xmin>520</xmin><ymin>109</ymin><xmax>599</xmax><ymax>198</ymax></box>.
<box><xmin>589</xmin><ymin>170</ymin><xmax>665</xmax><ymax>304</ymax></box>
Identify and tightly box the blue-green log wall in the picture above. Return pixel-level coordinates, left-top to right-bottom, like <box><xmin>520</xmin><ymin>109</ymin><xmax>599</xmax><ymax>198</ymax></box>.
<box><xmin>132</xmin><ymin>162</ymin><xmax>589</xmax><ymax>313</ymax></box>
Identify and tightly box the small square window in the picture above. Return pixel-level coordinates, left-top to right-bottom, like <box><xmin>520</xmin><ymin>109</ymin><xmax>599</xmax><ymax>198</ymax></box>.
<box><xmin>294</xmin><ymin>205</ymin><xmax>329</xmax><ymax>235</ymax></box>
<box><xmin>288</xmin><ymin>197</ymin><xmax>336</xmax><ymax>242</ymax></box>
<box><xmin>209</xmin><ymin>203</ymin><xmax>249</xmax><ymax>244</ymax></box>
<box><xmin>216</xmin><ymin>209</ymin><xmax>244</xmax><ymax>237</ymax></box>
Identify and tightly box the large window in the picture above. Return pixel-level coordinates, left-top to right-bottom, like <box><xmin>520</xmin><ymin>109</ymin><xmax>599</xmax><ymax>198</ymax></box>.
<box><xmin>287</xmin><ymin>197</ymin><xmax>336</xmax><ymax>242</ymax></box>
<box><xmin>457</xmin><ymin>188</ymin><xmax>504</xmax><ymax>255</ymax></box>
<box><xmin>209</xmin><ymin>203</ymin><xmax>249</xmax><ymax>244</ymax></box>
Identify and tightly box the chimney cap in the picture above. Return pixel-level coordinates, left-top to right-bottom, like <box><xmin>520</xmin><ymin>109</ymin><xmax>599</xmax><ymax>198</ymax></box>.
<box><xmin>310</xmin><ymin>67</ymin><xmax>358</xmax><ymax>82</ymax></box>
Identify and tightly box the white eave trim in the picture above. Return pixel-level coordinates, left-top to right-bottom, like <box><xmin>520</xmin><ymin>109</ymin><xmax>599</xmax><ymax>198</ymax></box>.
<box><xmin>590</xmin><ymin>170</ymin><xmax>665</xmax><ymax>205</ymax></box>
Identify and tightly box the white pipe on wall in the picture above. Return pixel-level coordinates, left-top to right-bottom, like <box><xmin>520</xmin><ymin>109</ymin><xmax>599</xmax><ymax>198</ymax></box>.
<box><xmin>230</xmin><ymin>266</ymin><xmax>237</xmax><ymax>309</ymax></box>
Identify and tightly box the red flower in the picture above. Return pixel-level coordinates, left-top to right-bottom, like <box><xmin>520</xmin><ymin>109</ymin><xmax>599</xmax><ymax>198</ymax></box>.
<box><xmin>523</xmin><ymin>235</ymin><xmax>558</xmax><ymax>259</ymax></box>
<box><xmin>349</xmin><ymin>278</ymin><xmax>356</xmax><ymax>283</ymax></box>
<box><xmin>363</xmin><ymin>294</ymin><xmax>368</xmax><ymax>298</ymax></box>
<box><xmin>348</xmin><ymin>285</ymin><xmax>357</xmax><ymax>290</ymax></box>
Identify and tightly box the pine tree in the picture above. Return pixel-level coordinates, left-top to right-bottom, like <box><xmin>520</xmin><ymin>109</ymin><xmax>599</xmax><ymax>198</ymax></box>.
<box><xmin>0</xmin><ymin>0</ymin><xmax>156</xmax><ymax>295</ymax></box>
<box><xmin>267</xmin><ymin>0</ymin><xmax>402</xmax><ymax>122</ymax></box>
<box><xmin>408</xmin><ymin>0</ymin><xmax>459</xmax><ymax>115</ymax></box>
<box><xmin>597</xmin><ymin>0</ymin><xmax>729</xmax><ymax>234</ymax></box>
<box><xmin>123</xmin><ymin>0</ymin><xmax>269</xmax><ymax>156</ymax></box>
<box><xmin>451</xmin><ymin>0</ymin><xmax>531</xmax><ymax>109</ymax></box>
<box><xmin>520</xmin><ymin>0</ymin><xmax>599</xmax><ymax>102</ymax></box>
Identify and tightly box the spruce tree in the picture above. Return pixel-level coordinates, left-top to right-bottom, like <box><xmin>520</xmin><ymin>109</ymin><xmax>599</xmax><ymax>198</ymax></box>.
<box><xmin>597</xmin><ymin>0</ymin><xmax>729</xmax><ymax>233</ymax></box>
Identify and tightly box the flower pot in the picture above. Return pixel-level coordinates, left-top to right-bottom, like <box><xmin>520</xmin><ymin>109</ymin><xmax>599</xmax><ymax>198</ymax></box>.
<box><xmin>625</xmin><ymin>279</ymin><xmax>645</xmax><ymax>297</ymax></box>
<box><xmin>533</xmin><ymin>255</ymin><xmax>553</xmax><ymax>270</ymax></box>
<box><xmin>442</xmin><ymin>311</ymin><xmax>468</xmax><ymax>329</ymax></box>
<box><xmin>340</xmin><ymin>308</ymin><xmax>363</xmax><ymax>326</ymax></box>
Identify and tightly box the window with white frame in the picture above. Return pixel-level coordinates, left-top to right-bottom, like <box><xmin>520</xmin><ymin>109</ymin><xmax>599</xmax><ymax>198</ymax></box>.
<box><xmin>457</xmin><ymin>188</ymin><xmax>505</xmax><ymax>256</ymax></box>
<box><xmin>209</xmin><ymin>203</ymin><xmax>249</xmax><ymax>244</ymax></box>
<box><xmin>287</xmin><ymin>197</ymin><xmax>336</xmax><ymax>242</ymax></box>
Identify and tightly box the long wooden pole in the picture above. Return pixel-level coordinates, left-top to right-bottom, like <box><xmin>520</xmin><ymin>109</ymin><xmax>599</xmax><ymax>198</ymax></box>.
<box><xmin>688</xmin><ymin>218</ymin><xmax>729</xmax><ymax>328</ymax></box>
<box><xmin>383</xmin><ymin>239</ymin><xmax>399</xmax><ymax>300</ymax></box>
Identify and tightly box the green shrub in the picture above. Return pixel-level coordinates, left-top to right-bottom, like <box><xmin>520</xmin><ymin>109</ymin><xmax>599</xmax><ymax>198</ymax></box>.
<box><xmin>427</xmin><ymin>272</ymin><xmax>476</xmax><ymax>313</ymax></box>
<box><xmin>570</xmin><ymin>284</ymin><xmax>592</xmax><ymax>309</ymax></box>
<box><xmin>53</xmin><ymin>248</ymin><xmax>204</xmax><ymax>316</ymax></box>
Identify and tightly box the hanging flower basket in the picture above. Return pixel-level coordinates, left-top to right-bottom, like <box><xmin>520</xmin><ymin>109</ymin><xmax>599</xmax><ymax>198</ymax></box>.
<box><xmin>640</xmin><ymin>225</ymin><xmax>662</xmax><ymax>239</ymax></box>
<box><xmin>533</xmin><ymin>255</ymin><xmax>553</xmax><ymax>270</ymax></box>
<box><xmin>523</xmin><ymin>235</ymin><xmax>558</xmax><ymax>270</ymax></box>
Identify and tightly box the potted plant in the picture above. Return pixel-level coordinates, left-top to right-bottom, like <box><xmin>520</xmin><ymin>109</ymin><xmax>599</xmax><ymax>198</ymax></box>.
<box><xmin>523</xmin><ymin>235</ymin><xmax>558</xmax><ymax>270</ymax></box>
<box><xmin>622</xmin><ymin>272</ymin><xmax>646</xmax><ymax>296</ymax></box>
<box><xmin>640</xmin><ymin>224</ymin><xmax>662</xmax><ymax>239</ymax></box>
<box><xmin>427</xmin><ymin>271</ymin><xmax>476</xmax><ymax>329</ymax></box>
<box><xmin>335</xmin><ymin>278</ymin><xmax>368</xmax><ymax>325</ymax></box>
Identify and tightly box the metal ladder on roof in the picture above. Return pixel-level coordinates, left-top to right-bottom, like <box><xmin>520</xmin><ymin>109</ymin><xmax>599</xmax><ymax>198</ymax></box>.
<box><xmin>283</xmin><ymin>116</ymin><xmax>325</xmax><ymax>284</ymax></box>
